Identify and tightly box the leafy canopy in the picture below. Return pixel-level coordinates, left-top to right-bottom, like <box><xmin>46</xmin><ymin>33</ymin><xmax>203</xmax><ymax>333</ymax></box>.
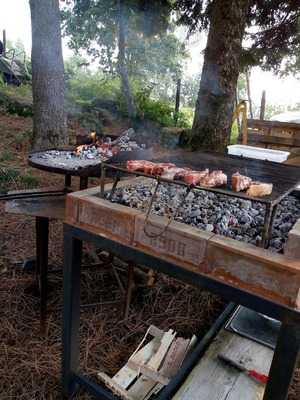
<box><xmin>61</xmin><ymin>0</ymin><xmax>187</xmax><ymax>81</ymax></box>
<box><xmin>175</xmin><ymin>0</ymin><xmax>300</xmax><ymax>72</ymax></box>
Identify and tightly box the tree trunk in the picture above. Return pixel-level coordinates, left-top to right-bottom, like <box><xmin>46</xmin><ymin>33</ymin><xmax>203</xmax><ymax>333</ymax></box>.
<box><xmin>246</xmin><ymin>69</ymin><xmax>253</xmax><ymax>118</ymax></box>
<box><xmin>174</xmin><ymin>78</ymin><xmax>181</xmax><ymax>125</ymax></box>
<box><xmin>191</xmin><ymin>0</ymin><xmax>249</xmax><ymax>153</ymax></box>
<box><xmin>29</xmin><ymin>0</ymin><xmax>67</xmax><ymax>150</ymax></box>
<box><xmin>260</xmin><ymin>90</ymin><xmax>266</xmax><ymax>120</ymax></box>
<box><xmin>117</xmin><ymin>0</ymin><xmax>136</xmax><ymax>119</ymax></box>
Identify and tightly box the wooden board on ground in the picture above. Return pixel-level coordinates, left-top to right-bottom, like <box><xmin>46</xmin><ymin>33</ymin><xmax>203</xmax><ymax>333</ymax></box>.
<box><xmin>98</xmin><ymin>325</ymin><xmax>195</xmax><ymax>400</ymax></box>
<box><xmin>173</xmin><ymin>329</ymin><xmax>273</xmax><ymax>400</ymax></box>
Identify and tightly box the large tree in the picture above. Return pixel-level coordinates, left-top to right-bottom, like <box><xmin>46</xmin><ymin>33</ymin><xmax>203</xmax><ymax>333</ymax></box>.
<box><xmin>29</xmin><ymin>0</ymin><xmax>67</xmax><ymax>149</ymax></box>
<box><xmin>61</xmin><ymin>0</ymin><xmax>185</xmax><ymax>116</ymax></box>
<box><xmin>176</xmin><ymin>0</ymin><xmax>300</xmax><ymax>152</ymax></box>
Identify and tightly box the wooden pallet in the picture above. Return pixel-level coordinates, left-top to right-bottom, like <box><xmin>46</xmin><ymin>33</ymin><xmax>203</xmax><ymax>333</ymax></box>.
<box><xmin>97</xmin><ymin>325</ymin><xmax>196</xmax><ymax>400</ymax></box>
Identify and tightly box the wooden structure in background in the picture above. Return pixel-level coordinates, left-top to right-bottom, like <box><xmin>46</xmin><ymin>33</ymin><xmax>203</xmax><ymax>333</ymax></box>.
<box><xmin>245</xmin><ymin>119</ymin><xmax>300</xmax><ymax>152</ymax></box>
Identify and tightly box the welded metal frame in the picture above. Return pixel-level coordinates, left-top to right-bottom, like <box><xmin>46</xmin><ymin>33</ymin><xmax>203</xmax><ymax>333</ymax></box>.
<box><xmin>62</xmin><ymin>223</ymin><xmax>300</xmax><ymax>400</ymax></box>
<box><xmin>99</xmin><ymin>163</ymin><xmax>291</xmax><ymax>249</ymax></box>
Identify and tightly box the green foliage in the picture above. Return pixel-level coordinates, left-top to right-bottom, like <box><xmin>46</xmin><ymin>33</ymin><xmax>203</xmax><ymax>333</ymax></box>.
<box><xmin>181</xmin><ymin>74</ymin><xmax>200</xmax><ymax>107</ymax></box>
<box><xmin>0</xmin><ymin>150</ymin><xmax>14</xmax><ymax>162</ymax></box>
<box><xmin>66</xmin><ymin>68</ymin><xmax>191</xmax><ymax>128</ymax></box>
<box><xmin>0</xmin><ymin>84</ymin><xmax>33</xmax><ymax>117</ymax></box>
<box><xmin>230</xmin><ymin>121</ymin><xmax>239</xmax><ymax>145</ymax></box>
<box><xmin>62</xmin><ymin>0</ymin><xmax>187</xmax><ymax>98</ymax></box>
<box><xmin>0</xmin><ymin>167</ymin><xmax>39</xmax><ymax>194</ymax></box>
<box><xmin>136</xmin><ymin>94</ymin><xmax>191</xmax><ymax>127</ymax></box>
<box><xmin>176</xmin><ymin>1</ymin><xmax>300</xmax><ymax>74</ymax></box>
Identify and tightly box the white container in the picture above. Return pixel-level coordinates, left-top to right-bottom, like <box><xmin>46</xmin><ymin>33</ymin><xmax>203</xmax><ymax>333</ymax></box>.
<box><xmin>227</xmin><ymin>144</ymin><xmax>290</xmax><ymax>163</ymax></box>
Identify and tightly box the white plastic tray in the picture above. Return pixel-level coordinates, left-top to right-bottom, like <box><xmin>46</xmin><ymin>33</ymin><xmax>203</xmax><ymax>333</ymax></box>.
<box><xmin>227</xmin><ymin>145</ymin><xmax>290</xmax><ymax>163</ymax></box>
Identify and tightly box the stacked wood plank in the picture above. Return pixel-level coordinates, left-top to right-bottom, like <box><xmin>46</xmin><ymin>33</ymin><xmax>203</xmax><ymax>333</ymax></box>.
<box><xmin>97</xmin><ymin>325</ymin><xmax>196</xmax><ymax>400</ymax></box>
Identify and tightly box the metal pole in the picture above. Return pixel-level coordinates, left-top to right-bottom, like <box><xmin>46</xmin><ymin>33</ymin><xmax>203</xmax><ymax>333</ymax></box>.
<box><xmin>2</xmin><ymin>29</ymin><xmax>6</xmax><ymax>56</ymax></box>
<box><xmin>65</xmin><ymin>174</ymin><xmax>72</xmax><ymax>188</ymax></box>
<box><xmin>80</xmin><ymin>176</ymin><xmax>89</xmax><ymax>190</ymax></box>
<box><xmin>263</xmin><ymin>322</ymin><xmax>300</xmax><ymax>400</ymax></box>
<box><xmin>36</xmin><ymin>216</ymin><xmax>49</xmax><ymax>334</ymax></box>
<box><xmin>62</xmin><ymin>230</ymin><xmax>83</xmax><ymax>396</ymax></box>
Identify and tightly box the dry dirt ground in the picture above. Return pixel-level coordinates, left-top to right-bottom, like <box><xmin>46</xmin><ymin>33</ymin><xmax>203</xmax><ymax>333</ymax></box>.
<box><xmin>0</xmin><ymin>112</ymin><xmax>299</xmax><ymax>400</ymax></box>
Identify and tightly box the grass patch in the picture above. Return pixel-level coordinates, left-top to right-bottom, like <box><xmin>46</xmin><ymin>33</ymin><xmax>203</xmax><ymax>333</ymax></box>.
<box><xmin>0</xmin><ymin>167</ymin><xmax>39</xmax><ymax>193</ymax></box>
<box><xmin>0</xmin><ymin>150</ymin><xmax>14</xmax><ymax>162</ymax></box>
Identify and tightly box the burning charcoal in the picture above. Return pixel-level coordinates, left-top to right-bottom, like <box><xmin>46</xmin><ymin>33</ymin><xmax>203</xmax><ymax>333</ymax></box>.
<box><xmin>111</xmin><ymin>182</ymin><xmax>300</xmax><ymax>252</ymax></box>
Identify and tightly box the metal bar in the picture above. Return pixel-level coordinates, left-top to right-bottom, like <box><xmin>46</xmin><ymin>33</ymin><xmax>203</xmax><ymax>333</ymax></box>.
<box><xmin>62</xmin><ymin>230</ymin><xmax>83</xmax><ymax>397</ymax></box>
<box><xmin>123</xmin><ymin>264</ymin><xmax>135</xmax><ymax>319</ymax></box>
<box><xmin>65</xmin><ymin>174</ymin><xmax>72</xmax><ymax>188</ymax></box>
<box><xmin>157</xmin><ymin>303</ymin><xmax>237</xmax><ymax>400</ymax></box>
<box><xmin>65</xmin><ymin>224</ymin><xmax>300</xmax><ymax>324</ymax></box>
<box><xmin>80</xmin><ymin>176</ymin><xmax>89</xmax><ymax>190</ymax></box>
<box><xmin>74</xmin><ymin>374</ymin><xmax>116</xmax><ymax>399</ymax></box>
<box><xmin>102</xmin><ymin>163</ymin><xmax>274</xmax><ymax>206</ymax></box>
<box><xmin>263</xmin><ymin>322</ymin><xmax>300</xmax><ymax>400</ymax></box>
<box><xmin>0</xmin><ymin>190</ymin><xmax>66</xmax><ymax>201</ymax></box>
<box><xmin>36</xmin><ymin>216</ymin><xmax>49</xmax><ymax>334</ymax></box>
<box><xmin>261</xmin><ymin>203</ymin><xmax>278</xmax><ymax>249</ymax></box>
<box><xmin>261</xmin><ymin>203</ymin><xmax>273</xmax><ymax>248</ymax></box>
<box><xmin>108</xmin><ymin>173</ymin><xmax>120</xmax><ymax>201</ymax></box>
<box><xmin>100</xmin><ymin>164</ymin><xmax>106</xmax><ymax>198</ymax></box>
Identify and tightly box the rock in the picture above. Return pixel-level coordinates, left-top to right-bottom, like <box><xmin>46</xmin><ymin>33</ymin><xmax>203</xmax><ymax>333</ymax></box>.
<box><xmin>206</xmin><ymin>224</ymin><xmax>214</xmax><ymax>232</ymax></box>
<box><xmin>112</xmin><ymin>183</ymin><xmax>300</xmax><ymax>252</ymax></box>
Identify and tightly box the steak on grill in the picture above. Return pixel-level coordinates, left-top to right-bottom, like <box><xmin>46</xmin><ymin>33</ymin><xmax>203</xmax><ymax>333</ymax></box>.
<box><xmin>200</xmin><ymin>170</ymin><xmax>227</xmax><ymax>187</ymax></box>
<box><xmin>232</xmin><ymin>172</ymin><xmax>252</xmax><ymax>192</ymax></box>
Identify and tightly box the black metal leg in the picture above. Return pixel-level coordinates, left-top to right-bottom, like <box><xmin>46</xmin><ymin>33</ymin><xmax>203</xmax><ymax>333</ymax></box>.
<box><xmin>261</xmin><ymin>204</ymin><xmax>278</xmax><ymax>249</ymax></box>
<box><xmin>62</xmin><ymin>231</ymin><xmax>82</xmax><ymax>397</ymax></box>
<box><xmin>36</xmin><ymin>216</ymin><xmax>49</xmax><ymax>333</ymax></box>
<box><xmin>123</xmin><ymin>264</ymin><xmax>135</xmax><ymax>319</ymax></box>
<box><xmin>80</xmin><ymin>176</ymin><xmax>89</xmax><ymax>190</ymax></box>
<box><xmin>263</xmin><ymin>322</ymin><xmax>300</xmax><ymax>400</ymax></box>
<box><xmin>65</xmin><ymin>174</ymin><xmax>72</xmax><ymax>188</ymax></box>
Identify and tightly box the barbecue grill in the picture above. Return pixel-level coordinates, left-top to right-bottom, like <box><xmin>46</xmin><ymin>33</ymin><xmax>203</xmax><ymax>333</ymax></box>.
<box><xmin>99</xmin><ymin>151</ymin><xmax>300</xmax><ymax>248</ymax></box>
<box><xmin>28</xmin><ymin>147</ymin><xmax>153</xmax><ymax>189</ymax></box>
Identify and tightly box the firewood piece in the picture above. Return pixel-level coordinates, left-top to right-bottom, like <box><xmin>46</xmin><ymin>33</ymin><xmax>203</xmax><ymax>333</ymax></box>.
<box><xmin>246</xmin><ymin>182</ymin><xmax>273</xmax><ymax>197</ymax></box>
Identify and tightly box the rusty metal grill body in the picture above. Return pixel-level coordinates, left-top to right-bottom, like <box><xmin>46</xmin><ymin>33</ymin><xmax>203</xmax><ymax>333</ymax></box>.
<box><xmin>100</xmin><ymin>151</ymin><xmax>300</xmax><ymax>248</ymax></box>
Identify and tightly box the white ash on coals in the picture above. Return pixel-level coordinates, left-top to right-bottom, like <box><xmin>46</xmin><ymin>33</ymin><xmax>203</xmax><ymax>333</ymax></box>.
<box><xmin>33</xmin><ymin>136</ymin><xmax>147</xmax><ymax>170</ymax></box>
<box><xmin>35</xmin><ymin>149</ymin><xmax>108</xmax><ymax>170</ymax></box>
<box><xmin>109</xmin><ymin>182</ymin><xmax>300</xmax><ymax>252</ymax></box>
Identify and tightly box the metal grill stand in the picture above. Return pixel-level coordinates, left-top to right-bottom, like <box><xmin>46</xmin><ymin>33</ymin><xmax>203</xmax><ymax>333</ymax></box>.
<box><xmin>62</xmin><ymin>223</ymin><xmax>300</xmax><ymax>400</ymax></box>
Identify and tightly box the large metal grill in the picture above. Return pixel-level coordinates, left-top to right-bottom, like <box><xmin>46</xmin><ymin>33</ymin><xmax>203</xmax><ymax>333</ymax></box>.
<box><xmin>100</xmin><ymin>151</ymin><xmax>300</xmax><ymax>248</ymax></box>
